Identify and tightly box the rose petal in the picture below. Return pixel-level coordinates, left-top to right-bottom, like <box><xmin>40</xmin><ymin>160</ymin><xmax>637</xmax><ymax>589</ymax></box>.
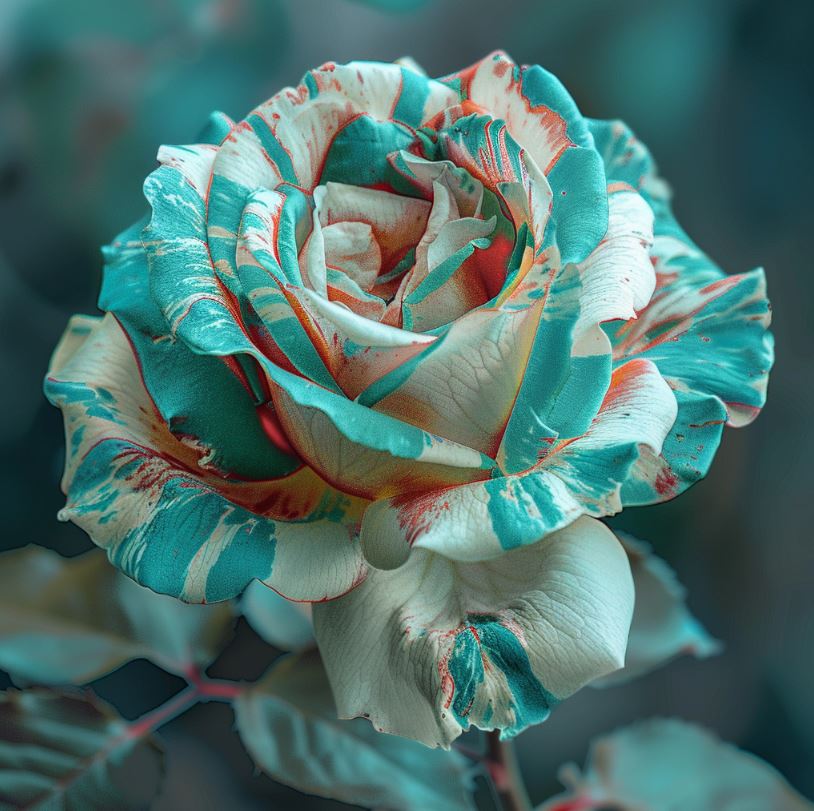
<box><xmin>590</xmin><ymin>118</ymin><xmax>773</xmax><ymax>505</ymax></box>
<box><xmin>270</xmin><ymin>379</ymin><xmax>494</xmax><ymax>501</ymax></box>
<box><xmin>498</xmin><ymin>262</ymin><xmax>611</xmax><ymax>475</ymax></box>
<box><xmin>544</xmin><ymin>358</ymin><xmax>677</xmax><ymax>517</ymax></box>
<box><xmin>363</xmin><ymin>305</ymin><xmax>540</xmax><ymax>456</ymax></box>
<box><xmin>444</xmin><ymin>52</ymin><xmax>608</xmax><ymax>265</ymax></box>
<box><xmin>44</xmin><ymin>315</ymin><xmax>366</xmax><ymax>603</ymax></box>
<box><xmin>316</xmin><ymin>180</ymin><xmax>431</xmax><ymax>271</ymax></box>
<box><xmin>361</xmin><ymin>358</ymin><xmax>675</xmax><ymax>569</ymax></box>
<box><xmin>574</xmin><ymin>187</ymin><xmax>655</xmax><ymax>339</ymax></box>
<box><xmin>314</xmin><ymin>517</ymin><xmax>633</xmax><ymax>748</ymax></box>
<box><xmin>101</xmin><ymin>217</ymin><xmax>299</xmax><ymax>480</ymax></box>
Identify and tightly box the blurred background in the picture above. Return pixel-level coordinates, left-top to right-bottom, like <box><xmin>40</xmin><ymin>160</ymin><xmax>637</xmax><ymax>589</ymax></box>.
<box><xmin>1</xmin><ymin>0</ymin><xmax>811</xmax><ymax>807</ymax></box>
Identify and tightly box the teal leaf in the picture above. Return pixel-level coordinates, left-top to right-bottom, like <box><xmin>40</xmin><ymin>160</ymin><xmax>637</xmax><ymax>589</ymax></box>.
<box><xmin>592</xmin><ymin>533</ymin><xmax>720</xmax><ymax>687</ymax></box>
<box><xmin>234</xmin><ymin>650</ymin><xmax>475</xmax><ymax>811</ymax></box>
<box><xmin>539</xmin><ymin>719</ymin><xmax>813</xmax><ymax>811</ymax></box>
<box><xmin>0</xmin><ymin>688</ymin><xmax>164</xmax><ymax>810</ymax></box>
<box><xmin>240</xmin><ymin>582</ymin><xmax>315</xmax><ymax>652</ymax></box>
<box><xmin>0</xmin><ymin>546</ymin><xmax>234</xmax><ymax>685</ymax></box>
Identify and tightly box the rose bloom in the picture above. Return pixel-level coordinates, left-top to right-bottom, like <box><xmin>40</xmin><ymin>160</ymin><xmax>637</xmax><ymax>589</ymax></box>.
<box><xmin>46</xmin><ymin>53</ymin><xmax>772</xmax><ymax>747</ymax></box>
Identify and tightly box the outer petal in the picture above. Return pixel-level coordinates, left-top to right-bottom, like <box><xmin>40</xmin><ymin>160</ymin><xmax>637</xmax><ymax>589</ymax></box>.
<box><xmin>588</xmin><ymin>117</ymin><xmax>671</xmax><ymax>213</ymax></box>
<box><xmin>44</xmin><ymin>315</ymin><xmax>366</xmax><ymax>603</ymax></box>
<box><xmin>574</xmin><ymin>187</ymin><xmax>655</xmax><ymax>338</ymax></box>
<box><xmin>614</xmin><ymin>245</ymin><xmax>772</xmax><ymax>504</ymax></box>
<box><xmin>314</xmin><ymin>517</ymin><xmax>634</xmax><ymax>748</ymax></box>
<box><xmin>362</xmin><ymin>358</ymin><xmax>676</xmax><ymax>569</ymax></box>
<box><xmin>101</xmin><ymin>217</ymin><xmax>299</xmax><ymax>480</ymax></box>
<box><xmin>593</xmin><ymin>533</ymin><xmax>720</xmax><ymax>686</ymax></box>
<box><xmin>591</xmin><ymin>118</ymin><xmax>773</xmax><ymax>505</ymax></box>
<box><xmin>444</xmin><ymin>51</ymin><xmax>608</xmax><ymax>265</ymax></box>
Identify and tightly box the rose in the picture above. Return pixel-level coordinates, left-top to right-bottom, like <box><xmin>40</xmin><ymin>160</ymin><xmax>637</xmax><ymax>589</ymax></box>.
<box><xmin>46</xmin><ymin>52</ymin><xmax>772</xmax><ymax>747</ymax></box>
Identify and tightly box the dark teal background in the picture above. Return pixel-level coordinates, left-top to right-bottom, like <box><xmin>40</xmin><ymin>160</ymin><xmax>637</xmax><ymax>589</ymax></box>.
<box><xmin>1</xmin><ymin>0</ymin><xmax>811</xmax><ymax>807</ymax></box>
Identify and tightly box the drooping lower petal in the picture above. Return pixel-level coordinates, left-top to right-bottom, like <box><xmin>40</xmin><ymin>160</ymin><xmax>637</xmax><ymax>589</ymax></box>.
<box><xmin>314</xmin><ymin>517</ymin><xmax>633</xmax><ymax>748</ymax></box>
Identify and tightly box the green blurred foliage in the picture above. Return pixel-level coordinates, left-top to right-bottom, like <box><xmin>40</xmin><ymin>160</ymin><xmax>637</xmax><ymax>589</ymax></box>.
<box><xmin>0</xmin><ymin>546</ymin><xmax>234</xmax><ymax>684</ymax></box>
<box><xmin>0</xmin><ymin>688</ymin><xmax>165</xmax><ymax>809</ymax></box>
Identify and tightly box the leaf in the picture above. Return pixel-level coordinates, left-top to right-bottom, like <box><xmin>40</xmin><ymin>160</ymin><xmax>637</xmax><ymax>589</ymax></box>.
<box><xmin>234</xmin><ymin>650</ymin><xmax>475</xmax><ymax>811</ymax></box>
<box><xmin>0</xmin><ymin>546</ymin><xmax>234</xmax><ymax>684</ymax></box>
<box><xmin>539</xmin><ymin>718</ymin><xmax>813</xmax><ymax>811</ymax></box>
<box><xmin>240</xmin><ymin>582</ymin><xmax>315</xmax><ymax>652</ymax></box>
<box><xmin>592</xmin><ymin>533</ymin><xmax>720</xmax><ymax>686</ymax></box>
<box><xmin>0</xmin><ymin>688</ymin><xmax>164</xmax><ymax>810</ymax></box>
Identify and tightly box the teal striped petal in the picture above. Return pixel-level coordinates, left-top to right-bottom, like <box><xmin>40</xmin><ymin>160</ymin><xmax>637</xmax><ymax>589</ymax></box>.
<box><xmin>315</xmin><ymin>517</ymin><xmax>633</xmax><ymax>748</ymax></box>
<box><xmin>321</xmin><ymin>115</ymin><xmax>416</xmax><ymax>188</ymax></box>
<box><xmin>435</xmin><ymin>114</ymin><xmax>554</xmax><ymax>255</ymax></box>
<box><xmin>100</xmin><ymin>217</ymin><xmax>299</xmax><ymax>480</ymax></box>
<box><xmin>361</xmin><ymin>358</ymin><xmax>675</xmax><ymax>569</ymax></box>
<box><xmin>590</xmin><ymin>117</ymin><xmax>773</xmax><ymax>504</ymax></box>
<box><xmin>588</xmin><ymin>116</ymin><xmax>672</xmax><ymax>216</ymax></box>
<box><xmin>614</xmin><ymin>256</ymin><xmax>773</xmax><ymax>504</ymax></box>
<box><xmin>443</xmin><ymin>51</ymin><xmax>608</xmax><ymax>265</ymax></box>
<box><xmin>497</xmin><ymin>263</ymin><xmax>611</xmax><ymax>475</ymax></box>
<box><xmin>235</xmin><ymin>187</ymin><xmax>344</xmax><ymax>392</ymax></box>
<box><xmin>44</xmin><ymin>315</ymin><xmax>366</xmax><ymax>603</ymax></box>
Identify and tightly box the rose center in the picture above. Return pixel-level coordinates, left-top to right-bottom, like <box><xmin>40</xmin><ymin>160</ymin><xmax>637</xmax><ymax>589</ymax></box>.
<box><xmin>295</xmin><ymin>150</ymin><xmax>510</xmax><ymax>332</ymax></box>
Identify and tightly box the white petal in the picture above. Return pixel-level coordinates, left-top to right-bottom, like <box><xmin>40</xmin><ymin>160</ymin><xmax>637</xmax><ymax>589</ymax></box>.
<box><xmin>314</xmin><ymin>517</ymin><xmax>634</xmax><ymax>748</ymax></box>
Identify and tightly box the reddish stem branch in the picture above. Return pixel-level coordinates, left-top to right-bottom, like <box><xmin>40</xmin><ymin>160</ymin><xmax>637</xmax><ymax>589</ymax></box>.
<box><xmin>126</xmin><ymin>685</ymin><xmax>200</xmax><ymax>740</ymax></box>
<box><xmin>486</xmin><ymin>731</ymin><xmax>533</xmax><ymax>811</ymax></box>
<box><xmin>127</xmin><ymin>673</ymin><xmax>244</xmax><ymax>740</ymax></box>
<box><xmin>196</xmin><ymin>678</ymin><xmax>245</xmax><ymax>700</ymax></box>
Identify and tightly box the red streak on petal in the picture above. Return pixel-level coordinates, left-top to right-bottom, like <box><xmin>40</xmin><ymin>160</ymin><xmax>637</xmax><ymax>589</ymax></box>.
<box><xmin>256</xmin><ymin>403</ymin><xmax>296</xmax><ymax>456</ymax></box>
<box><xmin>654</xmin><ymin>466</ymin><xmax>678</xmax><ymax>497</ymax></box>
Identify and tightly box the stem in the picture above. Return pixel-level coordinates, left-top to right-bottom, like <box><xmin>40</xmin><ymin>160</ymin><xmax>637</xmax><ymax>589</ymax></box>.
<box><xmin>126</xmin><ymin>674</ymin><xmax>244</xmax><ymax>740</ymax></box>
<box><xmin>196</xmin><ymin>678</ymin><xmax>244</xmax><ymax>701</ymax></box>
<box><xmin>126</xmin><ymin>685</ymin><xmax>200</xmax><ymax>740</ymax></box>
<box><xmin>486</xmin><ymin>731</ymin><xmax>533</xmax><ymax>811</ymax></box>
<box><xmin>184</xmin><ymin>666</ymin><xmax>245</xmax><ymax>701</ymax></box>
